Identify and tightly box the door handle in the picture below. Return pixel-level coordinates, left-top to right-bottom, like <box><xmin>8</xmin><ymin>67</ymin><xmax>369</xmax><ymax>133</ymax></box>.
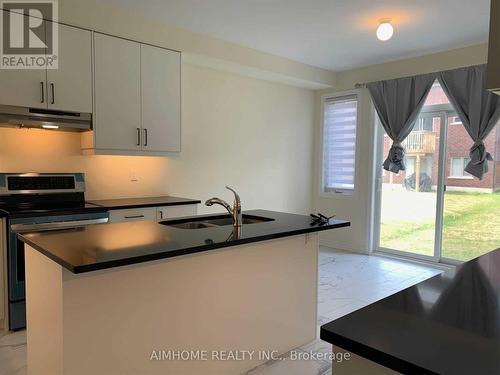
<box><xmin>144</xmin><ymin>128</ymin><xmax>148</xmax><ymax>147</ymax></box>
<box><xmin>40</xmin><ymin>82</ymin><xmax>44</xmax><ymax>103</ymax></box>
<box><xmin>124</xmin><ymin>214</ymin><xmax>145</xmax><ymax>219</ymax></box>
<box><xmin>50</xmin><ymin>83</ymin><xmax>55</xmax><ymax>104</ymax></box>
<box><xmin>136</xmin><ymin>128</ymin><xmax>141</xmax><ymax>146</ymax></box>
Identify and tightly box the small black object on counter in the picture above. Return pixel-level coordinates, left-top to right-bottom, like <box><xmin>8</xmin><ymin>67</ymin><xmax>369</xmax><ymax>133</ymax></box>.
<box><xmin>310</xmin><ymin>212</ymin><xmax>335</xmax><ymax>226</ymax></box>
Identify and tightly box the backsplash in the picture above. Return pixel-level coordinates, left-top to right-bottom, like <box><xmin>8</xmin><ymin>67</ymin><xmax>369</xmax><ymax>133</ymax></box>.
<box><xmin>0</xmin><ymin>127</ymin><xmax>170</xmax><ymax>200</ymax></box>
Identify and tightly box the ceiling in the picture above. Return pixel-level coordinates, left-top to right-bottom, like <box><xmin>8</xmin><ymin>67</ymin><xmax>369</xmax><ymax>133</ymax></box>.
<box><xmin>97</xmin><ymin>0</ymin><xmax>490</xmax><ymax>71</ymax></box>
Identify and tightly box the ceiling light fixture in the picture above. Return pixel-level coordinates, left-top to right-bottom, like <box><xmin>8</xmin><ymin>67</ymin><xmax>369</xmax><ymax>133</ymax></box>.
<box><xmin>376</xmin><ymin>20</ymin><xmax>393</xmax><ymax>41</ymax></box>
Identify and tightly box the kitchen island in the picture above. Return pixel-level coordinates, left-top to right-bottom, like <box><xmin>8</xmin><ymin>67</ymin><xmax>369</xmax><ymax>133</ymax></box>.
<box><xmin>20</xmin><ymin>210</ymin><xmax>349</xmax><ymax>375</ymax></box>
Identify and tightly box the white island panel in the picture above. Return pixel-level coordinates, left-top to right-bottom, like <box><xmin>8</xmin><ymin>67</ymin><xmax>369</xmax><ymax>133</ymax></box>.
<box><xmin>25</xmin><ymin>233</ymin><xmax>318</xmax><ymax>375</ymax></box>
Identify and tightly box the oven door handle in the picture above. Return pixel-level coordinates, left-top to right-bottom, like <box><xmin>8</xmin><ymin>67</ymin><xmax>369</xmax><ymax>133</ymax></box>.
<box><xmin>10</xmin><ymin>218</ymin><xmax>109</xmax><ymax>233</ymax></box>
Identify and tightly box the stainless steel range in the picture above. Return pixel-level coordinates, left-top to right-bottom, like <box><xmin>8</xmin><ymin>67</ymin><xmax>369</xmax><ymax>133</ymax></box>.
<box><xmin>0</xmin><ymin>173</ymin><xmax>108</xmax><ymax>330</ymax></box>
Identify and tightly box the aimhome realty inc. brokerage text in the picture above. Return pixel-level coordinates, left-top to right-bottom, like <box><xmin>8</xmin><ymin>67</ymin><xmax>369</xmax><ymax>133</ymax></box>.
<box><xmin>149</xmin><ymin>350</ymin><xmax>351</xmax><ymax>363</ymax></box>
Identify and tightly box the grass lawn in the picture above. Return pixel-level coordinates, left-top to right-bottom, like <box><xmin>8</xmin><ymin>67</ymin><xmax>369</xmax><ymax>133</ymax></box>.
<box><xmin>380</xmin><ymin>191</ymin><xmax>500</xmax><ymax>261</ymax></box>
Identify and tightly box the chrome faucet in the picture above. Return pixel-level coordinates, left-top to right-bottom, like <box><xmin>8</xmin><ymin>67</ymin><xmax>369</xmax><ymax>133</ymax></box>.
<box><xmin>205</xmin><ymin>186</ymin><xmax>242</xmax><ymax>227</ymax></box>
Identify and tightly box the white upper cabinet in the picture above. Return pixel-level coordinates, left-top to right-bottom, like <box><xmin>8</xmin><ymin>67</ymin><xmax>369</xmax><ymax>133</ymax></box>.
<box><xmin>0</xmin><ymin>13</ymin><xmax>92</xmax><ymax>113</ymax></box>
<box><xmin>46</xmin><ymin>23</ymin><xmax>92</xmax><ymax>113</ymax></box>
<box><xmin>0</xmin><ymin>11</ymin><xmax>180</xmax><ymax>156</ymax></box>
<box><xmin>90</xmin><ymin>33</ymin><xmax>181</xmax><ymax>155</ymax></box>
<box><xmin>93</xmin><ymin>33</ymin><xmax>142</xmax><ymax>151</ymax></box>
<box><xmin>141</xmin><ymin>44</ymin><xmax>181</xmax><ymax>152</ymax></box>
<box><xmin>0</xmin><ymin>11</ymin><xmax>47</xmax><ymax>109</ymax></box>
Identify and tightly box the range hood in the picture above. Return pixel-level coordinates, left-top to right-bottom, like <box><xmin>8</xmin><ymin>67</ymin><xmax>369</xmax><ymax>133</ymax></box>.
<box><xmin>0</xmin><ymin>105</ymin><xmax>92</xmax><ymax>132</ymax></box>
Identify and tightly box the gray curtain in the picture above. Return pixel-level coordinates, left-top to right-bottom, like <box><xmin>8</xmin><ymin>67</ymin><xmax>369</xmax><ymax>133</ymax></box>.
<box><xmin>367</xmin><ymin>73</ymin><xmax>437</xmax><ymax>173</ymax></box>
<box><xmin>438</xmin><ymin>65</ymin><xmax>500</xmax><ymax>179</ymax></box>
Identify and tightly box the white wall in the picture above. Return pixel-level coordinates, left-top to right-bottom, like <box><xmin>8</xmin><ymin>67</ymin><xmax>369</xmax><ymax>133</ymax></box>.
<box><xmin>0</xmin><ymin>63</ymin><xmax>315</xmax><ymax>213</ymax></box>
<box><xmin>313</xmin><ymin>89</ymin><xmax>376</xmax><ymax>253</ymax></box>
<box><xmin>313</xmin><ymin>44</ymin><xmax>488</xmax><ymax>253</ymax></box>
<box><xmin>335</xmin><ymin>44</ymin><xmax>487</xmax><ymax>92</ymax></box>
<box><xmin>0</xmin><ymin>128</ymin><xmax>171</xmax><ymax>200</ymax></box>
<box><xmin>170</xmin><ymin>64</ymin><xmax>315</xmax><ymax>214</ymax></box>
<box><xmin>0</xmin><ymin>1</ymin><xmax>318</xmax><ymax>213</ymax></box>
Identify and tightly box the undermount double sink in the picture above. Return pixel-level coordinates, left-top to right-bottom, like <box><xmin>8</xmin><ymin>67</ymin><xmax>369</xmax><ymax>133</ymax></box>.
<box><xmin>162</xmin><ymin>214</ymin><xmax>274</xmax><ymax>229</ymax></box>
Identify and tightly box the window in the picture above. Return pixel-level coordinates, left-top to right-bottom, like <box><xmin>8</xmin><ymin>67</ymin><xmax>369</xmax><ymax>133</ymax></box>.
<box><xmin>405</xmin><ymin>157</ymin><xmax>416</xmax><ymax>176</ymax></box>
<box><xmin>450</xmin><ymin>157</ymin><xmax>472</xmax><ymax>178</ymax></box>
<box><xmin>414</xmin><ymin>117</ymin><xmax>433</xmax><ymax>131</ymax></box>
<box><xmin>322</xmin><ymin>94</ymin><xmax>358</xmax><ymax>194</ymax></box>
<box><xmin>450</xmin><ymin>116</ymin><xmax>462</xmax><ymax>125</ymax></box>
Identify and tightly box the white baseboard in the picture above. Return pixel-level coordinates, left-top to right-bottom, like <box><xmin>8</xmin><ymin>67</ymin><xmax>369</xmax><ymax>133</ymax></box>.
<box><xmin>319</xmin><ymin>238</ymin><xmax>370</xmax><ymax>255</ymax></box>
<box><xmin>374</xmin><ymin>251</ymin><xmax>454</xmax><ymax>271</ymax></box>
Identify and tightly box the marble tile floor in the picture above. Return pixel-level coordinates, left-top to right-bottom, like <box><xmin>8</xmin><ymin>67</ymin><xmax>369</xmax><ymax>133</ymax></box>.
<box><xmin>0</xmin><ymin>330</ymin><xmax>26</xmax><ymax>375</ymax></box>
<box><xmin>0</xmin><ymin>247</ymin><xmax>443</xmax><ymax>375</ymax></box>
<box><xmin>246</xmin><ymin>247</ymin><xmax>444</xmax><ymax>375</ymax></box>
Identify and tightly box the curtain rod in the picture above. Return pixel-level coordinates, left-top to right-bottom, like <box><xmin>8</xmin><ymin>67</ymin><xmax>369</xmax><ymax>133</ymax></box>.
<box><xmin>353</xmin><ymin>64</ymin><xmax>485</xmax><ymax>90</ymax></box>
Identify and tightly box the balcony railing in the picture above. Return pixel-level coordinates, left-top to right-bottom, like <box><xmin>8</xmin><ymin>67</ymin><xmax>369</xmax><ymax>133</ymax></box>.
<box><xmin>403</xmin><ymin>131</ymin><xmax>436</xmax><ymax>154</ymax></box>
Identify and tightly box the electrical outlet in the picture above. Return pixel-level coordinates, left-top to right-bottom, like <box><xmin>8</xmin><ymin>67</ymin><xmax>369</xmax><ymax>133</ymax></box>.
<box><xmin>130</xmin><ymin>171</ymin><xmax>138</xmax><ymax>182</ymax></box>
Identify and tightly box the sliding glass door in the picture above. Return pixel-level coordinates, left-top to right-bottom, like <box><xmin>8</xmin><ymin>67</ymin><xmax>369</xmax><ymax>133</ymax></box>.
<box><xmin>378</xmin><ymin>111</ymin><xmax>444</xmax><ymax>259</ymax></box>
<box><xmin>441</xmin><ymin>119</ymin><xmax>500</xmax><ymax>261</ymax></box>
<box><xmin>375</xmin><ymin>81</ymin><xmax>500</xmax><ymax>263</ymax></box>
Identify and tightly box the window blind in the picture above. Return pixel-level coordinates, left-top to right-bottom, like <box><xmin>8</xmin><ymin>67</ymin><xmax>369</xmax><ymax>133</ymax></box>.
<box><xmin>322</xmin><ymin>95</ymin><xmax>358</xmax><ymax>193</ymax></box>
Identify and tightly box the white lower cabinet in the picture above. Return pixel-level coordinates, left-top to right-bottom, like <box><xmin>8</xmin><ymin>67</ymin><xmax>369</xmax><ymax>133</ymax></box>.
<box><xmin>108</xmin><ymin>208</ymin><xmax>157</xmax><ymax>223</ymax></box>
<box><xmin>108</xmin><ymin>205</ymin><xmax>197</xmax><ymax>223</ymax></box>
<box><xmin>157</xmin><ymin>205</ymin><xmax>197</xmax><ymax>221</ymax></box>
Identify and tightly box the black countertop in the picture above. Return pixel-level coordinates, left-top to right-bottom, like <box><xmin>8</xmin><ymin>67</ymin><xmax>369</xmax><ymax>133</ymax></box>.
<box><xmin>88</xmin><ymin>195</ymin><xmax>201</xmax><ymax>210</ymax></box>
<box><xmin>19</xmin><ymin>210</ymin><xmax>350</xmax><ymax>274</ymax></box>
<box><xmin>1</xmin><ymin>203</ymin><xmax>108</xmax><ymax>219</ymax></box>
<box><xmin>0</xmin><ymin>196</ymin><xmax>199</xmax><ymax>219</ymax></box>
<box><xmin>321</xmin><ymin>248</ymin><xmax>500</xmax><ymax>375</ymax></box>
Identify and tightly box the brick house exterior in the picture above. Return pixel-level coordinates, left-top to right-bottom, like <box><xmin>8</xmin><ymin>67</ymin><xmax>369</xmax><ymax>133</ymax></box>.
<box><xmin>382</xmin><ymin>83</ymin><xmax>500</xmax><ymax>192</ymax></box>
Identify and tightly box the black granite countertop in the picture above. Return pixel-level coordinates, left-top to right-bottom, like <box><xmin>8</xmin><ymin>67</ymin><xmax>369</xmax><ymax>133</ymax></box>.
<box><xmin>19</xmin><ymin>209</ymin><xmax>350</xmax><ymax>274</ymax></box>
<box><xmin>88</xmin><ymin>195</ymin><xmax>201</xmax><ymax>210</ymax></box>
<box><xmin>1</xmin><ymin>203</ymin><xmax>108</xmax><ymax>219</ymax></box>
<box><xmin>321</xmin><ymin>248</ymin><xmax>500</xmax><ymax>375</ymax></box>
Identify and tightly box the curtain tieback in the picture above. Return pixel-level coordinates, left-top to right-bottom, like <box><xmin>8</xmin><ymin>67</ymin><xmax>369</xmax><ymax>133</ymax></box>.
<box><xmin>469</xmin><ymin>141</ymin><xmax>493</xmax><ymax>165</ymax></box>
<box><xmin>465</xmin><ymin>141</ymin><xmax>493</xmax><ymax>180</ymax></box>
<box><xmin>383</xmin><ymin>143</ymin><xmax>406</xmax><ymax>173</ymax></box>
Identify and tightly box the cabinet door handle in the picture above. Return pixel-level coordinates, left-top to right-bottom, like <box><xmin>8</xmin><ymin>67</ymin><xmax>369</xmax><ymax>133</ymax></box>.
<box><xmin>40</xmin><ymin>82</ymin><xmax>44</xmax><ymax>103</ymax></box>
<box><xmin>136</xmin><ymin>128</ymin><xmax>141</xmax><ymax>146</ymax></box>
<box><xmin>159</xmin><ymin>211</ymin><xmax>163</xmax><ymax>220</ymax></box>
<box><xmin>124</xmin><ymin>214</ymin><xmax>145</xmax><ymax>219</ymax></box>
<box><xmin>50</xmin><ymin>83</ymin><xmax>55</xmax><ymax>104</ymax></box>
<box><xmin>144</xmin><ymin>128</ymin><xmax>148</xmax><ymax>147</ymax></box>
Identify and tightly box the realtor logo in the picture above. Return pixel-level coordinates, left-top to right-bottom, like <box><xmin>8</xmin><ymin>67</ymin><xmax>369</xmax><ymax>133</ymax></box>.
<box><xmin>1</xmin><ymin>0</ymin><xmax>58</xmax><ymax>69</ymax></box>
